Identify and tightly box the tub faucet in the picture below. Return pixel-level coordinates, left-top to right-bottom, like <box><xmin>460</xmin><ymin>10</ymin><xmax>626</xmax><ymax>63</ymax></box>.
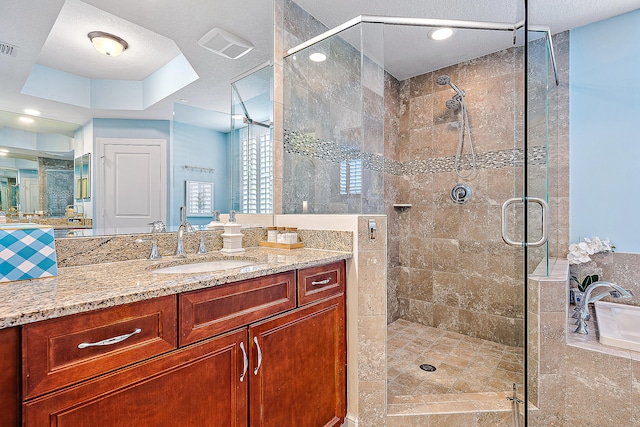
<box><xmin>574</xmin><ymin>281</ymin><xmax>633</xmax><ymax>334</ymax></box>
<box><xmin>175</xmin><ymin>206</ymin><xmax>194</xmax><ymax>257</ymax></box>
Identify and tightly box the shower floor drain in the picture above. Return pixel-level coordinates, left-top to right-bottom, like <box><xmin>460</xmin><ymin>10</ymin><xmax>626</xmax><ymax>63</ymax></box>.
<box><xmin>419</xmin><ymin>364</ymin><xmax>436</xmax><ymax>372</ymax></box>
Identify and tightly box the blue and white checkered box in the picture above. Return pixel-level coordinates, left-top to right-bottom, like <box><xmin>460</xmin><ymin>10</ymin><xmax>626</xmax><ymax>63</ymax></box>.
<box><xmin>0</xmin><ymin>224</ymin><xmax>58</xmax><ymax>283</ymax></box>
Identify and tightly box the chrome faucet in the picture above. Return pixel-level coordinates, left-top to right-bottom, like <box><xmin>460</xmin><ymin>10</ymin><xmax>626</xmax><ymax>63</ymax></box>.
<box><xmin>175</xmin><ymin>206</ymin><xmax>194</xmax><ymax>257</ymax></box>
<box><xmin>574</xmin><ymin>281</ymin><xmax>633</xmax><ymax>334</ymax></box>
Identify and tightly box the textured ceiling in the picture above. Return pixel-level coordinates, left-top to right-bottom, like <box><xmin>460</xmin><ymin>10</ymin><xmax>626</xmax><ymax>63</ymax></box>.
<box><xmin>0</xmin><ymin>0</ymin><xmax>273</xmax><ymax>130</ymax></box>
<box><xmin>39</xmin><ymin>0</ymin><xmax>180</xmax><ymax>81</ymax></box>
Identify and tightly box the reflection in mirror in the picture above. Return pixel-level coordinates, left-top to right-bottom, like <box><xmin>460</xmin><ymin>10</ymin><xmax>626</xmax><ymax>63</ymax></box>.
<box><xmin>230</xmin><ymin>64</ymin><xmax>274</xmax><ymax>214</ymax></box>
<box><xmin>0</xmin><ymin>111</ymin><xmax>75</xmax><ymax>219</ymax></box>
<box><xmin>172</xmin><ymin>104</ymin><xmax>230</xmax><ymax>226</ymax></box>
<box><xmin>74</xmin><ymin>153</ymin><xmax>90</xmax><ymax>200</ymax></box>
<box><xmin>0</xmin><ymin>0</ymin><xmax>274</xmax><ymax>236</ymax></box>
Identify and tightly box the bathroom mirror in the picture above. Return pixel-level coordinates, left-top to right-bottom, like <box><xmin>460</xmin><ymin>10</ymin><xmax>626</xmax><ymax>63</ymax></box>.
<box><xmin>0</xmin><ymin>0</ymin><xmax>274</xmax><ymax>235</ymax></box>
<box><xmin>74</xmin><ymin>153</ymin><xmax>90</xmax><ymax>200</ymax></box>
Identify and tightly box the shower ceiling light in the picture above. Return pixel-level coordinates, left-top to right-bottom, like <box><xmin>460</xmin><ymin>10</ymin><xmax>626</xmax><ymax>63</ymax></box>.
<box><xmin>88</xmin><ymin>31</ymin><xmax>129</xmax><ymax>57</ymax></box>
<box><xmin>428</xmin><ymin>27</ymin><xmax>454</xmax><ymax>41</ymax></box>
<box><xmin>309</xmin><ymin>52</ymin><xmax>326</xmax><ymax>62</ymax></box>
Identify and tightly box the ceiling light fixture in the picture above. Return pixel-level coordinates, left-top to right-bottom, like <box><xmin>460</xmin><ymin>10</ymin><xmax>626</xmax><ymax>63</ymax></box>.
<box><xmin>309</xmin><ymin>52</ymin><xmax>326</xmax><ymax>62</ymax></box>
<box><xmin>88</xmin><ymin>31</ymin><xmax>129</xmax><ymax>57</ymax></box>
<box><xmin>428</xmin><ymin>27</ymin><xmax>454</xmax><ymax>41</ymax></box>
<box><xmin>23</xmin><ymin>108</ymin><xmax>41</xmax><ymax>116</ymax></box>
<box><xmin>19</xmin><ymin>116</ymin><xmax>34</xmax><ymax>124</ymax></box>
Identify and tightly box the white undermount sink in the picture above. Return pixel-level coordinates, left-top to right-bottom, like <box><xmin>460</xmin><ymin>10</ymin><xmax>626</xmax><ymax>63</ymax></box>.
<box><xmin>152</xmin><ymin>260</ymin><xmax>255</xmax><ymax>274</ymax></box>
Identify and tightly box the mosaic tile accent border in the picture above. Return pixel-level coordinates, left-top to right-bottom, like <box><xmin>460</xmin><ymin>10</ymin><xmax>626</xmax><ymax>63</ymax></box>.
<box><xmin>284</xmin><ymin>129</ymin><xmax>547</xmax><ymax>176</ymax></box>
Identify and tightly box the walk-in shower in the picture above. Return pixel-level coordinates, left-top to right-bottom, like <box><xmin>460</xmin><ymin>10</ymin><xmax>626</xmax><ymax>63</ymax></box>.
<box><xmin>283</xmin><ymin>10</ymin><xmax>558</xmax><ymax>425</ymax></box>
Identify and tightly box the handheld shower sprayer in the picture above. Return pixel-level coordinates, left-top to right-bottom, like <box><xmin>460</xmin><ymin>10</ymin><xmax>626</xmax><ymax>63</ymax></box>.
<box><xmin>436</xmin><ymin>75</ymin><xmax>477</xmax><ymax>181</ymax></box>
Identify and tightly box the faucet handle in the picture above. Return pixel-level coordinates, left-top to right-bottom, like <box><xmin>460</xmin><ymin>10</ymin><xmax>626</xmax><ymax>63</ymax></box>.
<box><xmin>179</xmin><ymin>206</ymin><xmax>187</xmax><ymax>225</ymax></box>
<box><xmin>148</xmin><ymin>220</ymin><xmax>166</xmax><ymax>233</ymax></box>
<box><xmin>136</xmin><ymin>238</ymin><xmax>161</xmax><ymax>260</ymax></box>
<box><xmin>197</xmin><ymin>235</ymin><xmax>207</xmax><ymax>255</ymax></box>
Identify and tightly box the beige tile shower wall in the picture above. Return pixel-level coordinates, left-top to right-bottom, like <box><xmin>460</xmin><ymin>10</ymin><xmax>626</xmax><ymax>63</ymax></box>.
<box><xmin>385</xmin><ymin>73</ymin><xmax>404</xmax><ymax>324</ymax></box>
<box><xmin>386</xmin><ymin>48</ymin><xmax>531</xmax><ymax>347</ymax></box>
<box><xmin>357</xmin><ymin>216</ymin><xmax>388</xmax><ymax>427</ymax></box>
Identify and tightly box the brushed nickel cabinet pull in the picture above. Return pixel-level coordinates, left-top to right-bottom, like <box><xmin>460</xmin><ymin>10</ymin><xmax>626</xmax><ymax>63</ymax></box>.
<box><xmin>311</xmin><ymin>278</ymin><xmax>331</xmax><ymax>286</ymax></box>
<box><xmin>78</xmin><ymin>328</ymin><xmax>142</xmax><ymax>349</ymax></box>
<box><xmin>240</xmin><ymin>341</ymin><xmax>248</xmax><ymax>382</ymax></box>
<box><xmin>253</xmin><ymin>336</ymin><xmax>262</xmax><ymax>375</ymax></box>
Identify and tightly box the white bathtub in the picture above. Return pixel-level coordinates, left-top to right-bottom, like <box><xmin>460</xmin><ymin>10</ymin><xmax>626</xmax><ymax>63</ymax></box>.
<box><xmin>594</xmin><ymin>301</ymin><xmax>640</xmax><ymax>353</ymax></box>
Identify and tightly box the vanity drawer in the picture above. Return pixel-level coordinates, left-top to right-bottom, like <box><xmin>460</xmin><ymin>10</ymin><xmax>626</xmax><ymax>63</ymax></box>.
<box><xmin>23</xmin><ymin>295</ymin><xmax>177</xmax><ymax>399</ymax></box>
<box><xmin>179</xmin><ymin>271</ymin><xmax>296</xmax><ymax>346</ymax></box>
<box><xmin>297</xmin><ymin>261</ymin><xmax>346</xmax><ymax>306</ymax></box>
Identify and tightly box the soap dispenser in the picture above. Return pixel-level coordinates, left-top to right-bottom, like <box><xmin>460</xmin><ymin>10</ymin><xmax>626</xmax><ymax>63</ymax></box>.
<box><xmin>220</xmin><ymin>210</ymin><xmax>245</xmax><ymax>254</ymax></box>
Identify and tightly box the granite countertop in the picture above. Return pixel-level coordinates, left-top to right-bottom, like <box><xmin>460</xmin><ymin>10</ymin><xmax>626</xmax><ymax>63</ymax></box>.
<box><xmin>0</xmin><ymin>247</ymin><xmax>351</xmax><ymax>329</ymax></box>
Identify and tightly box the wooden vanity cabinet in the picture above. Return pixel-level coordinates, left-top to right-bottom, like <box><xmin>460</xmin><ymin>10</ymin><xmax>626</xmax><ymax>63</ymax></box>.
<box><xmin>19</xmin><ymin>260</ymin><xmax>346</xmax><ymax>427</ymax></box>
<box><xmin>23</xmin><ymin>329</ymin><xmax>248</xmax><ymax>427</ymax></box>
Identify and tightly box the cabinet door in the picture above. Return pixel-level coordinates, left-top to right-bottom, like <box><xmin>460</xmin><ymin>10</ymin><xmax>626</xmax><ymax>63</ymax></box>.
<box><xmin>0</xmin><ymin>327</ymin><xmax>19</xmax><ymax>427</ymax></box>
<box><xmin>249</xmin><ymin>295</ymin><xmax>346</xmax><ymax>427</ymax></box>
<box><xmin>24</xmin><ymin>329</ymin><xmax>248</xmax><ymax>427</ymax></box>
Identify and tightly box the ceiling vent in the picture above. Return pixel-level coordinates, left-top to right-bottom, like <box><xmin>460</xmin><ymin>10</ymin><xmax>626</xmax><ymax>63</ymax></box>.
<box><xmin>0</xmin><ymin>42</ymin><xmax>18</xmax><ymax>57</ymax></box>
<box><xmin>197</xmin><ymin>28</ymin><xmax>253</xmax><ymax>60</ymax></box>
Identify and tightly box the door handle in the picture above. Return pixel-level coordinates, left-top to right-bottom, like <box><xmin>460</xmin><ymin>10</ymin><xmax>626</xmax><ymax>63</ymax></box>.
<box><xmin>500</xmin><ymin>197</ymin><xmax>549</xmax><ymax>248</ymax></box>
<box><xmin>253</xmin><ymin>336</ymin><xmax>262</xmax><ymax>375</ymax></box>
<box><xmin>239</xmin><ymin>341</ymin><xmax>248</xmax><ymax>382</ymax></box>
<box><xmin>78</xmin><ymin>328</ymin><xmax>142</xmax><ymax>349</ymax></box>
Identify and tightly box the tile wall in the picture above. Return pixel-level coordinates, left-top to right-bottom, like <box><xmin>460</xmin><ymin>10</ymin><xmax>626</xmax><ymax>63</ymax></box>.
<box><xmin>276</xmin><ymin>2</ymin><xmax>640</xmax><ymax>425</ymax></box>
<box><xmin>384</xmin><ymin>47</ymin><xmax>532</xmax><ymax>347</ymax></box>
<box><xmin>38</xmin><ymin>157</ymin><xmax>74</xmax><ymax>216</ymax></box>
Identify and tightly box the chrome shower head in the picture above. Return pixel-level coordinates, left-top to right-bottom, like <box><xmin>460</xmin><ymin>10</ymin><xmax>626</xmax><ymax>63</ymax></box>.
<box><xmin>436</xmin><ymin>75</ymin><xmax>465</xmax><ymax>99</ymax></box>
<box><xmin>445</xmin><ymin>97</ymin><xmax>460</xmax><ymax>110</ymax></box>
<box><xmin>436</xmin><ymin>75</ymin><xmax>450</xmax><ymax>86</ymax></box>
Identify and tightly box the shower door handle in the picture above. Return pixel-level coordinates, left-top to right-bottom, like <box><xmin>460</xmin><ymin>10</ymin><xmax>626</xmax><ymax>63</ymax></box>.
<box><xmin>500</xmin><ymin>197</ymin><xmax>549</xmax><ymax>248</ymax></box>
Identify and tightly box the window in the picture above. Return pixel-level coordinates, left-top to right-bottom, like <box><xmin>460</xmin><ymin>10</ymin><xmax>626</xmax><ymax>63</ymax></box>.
<box><xmin>240</xmin><ymin>127</ymin><xmax>273</xmax><ymax>213</ymax></box>
<box><xmin>340</xmin><ymin>158</ymin><xmax>362</xmax><ymax>195</ymax></box>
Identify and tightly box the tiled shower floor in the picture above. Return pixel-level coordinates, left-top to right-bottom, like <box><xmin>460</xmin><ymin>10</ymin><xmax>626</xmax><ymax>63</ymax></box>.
<box><xmin>387</xmin><ymin>319</ymin><xmax>524</xmax><ymax>398</ymax></box>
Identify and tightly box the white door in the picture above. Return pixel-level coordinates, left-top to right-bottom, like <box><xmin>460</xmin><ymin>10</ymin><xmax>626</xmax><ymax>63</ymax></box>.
<box><xmin>20</xmin><ymin>176</ymin><xmax>39</xmax><ymax>213</ymax></box>
<box><xmin>97</xmin><ymin>138</ymin><xmax>166</xmax><ymax>231</ymax></box>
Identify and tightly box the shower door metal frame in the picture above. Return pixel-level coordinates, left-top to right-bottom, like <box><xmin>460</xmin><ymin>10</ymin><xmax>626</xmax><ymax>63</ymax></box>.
<box><xmin>284</xmin><ymin>15</ymin><xmax>558</xmax><ymax>86</ymax></box>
